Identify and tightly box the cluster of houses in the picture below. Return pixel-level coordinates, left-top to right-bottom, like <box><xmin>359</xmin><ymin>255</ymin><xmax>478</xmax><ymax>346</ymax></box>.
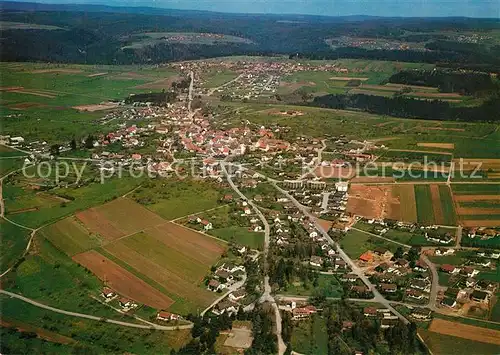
<box><xmin>212</xmin><ymin>289</ymin><xmax>248</xmax><ymax>316</ymax></box>
<box><xmin>208</xmin><ymin>262</ymin><xmax>246</xmax><ymax>293</ymax></box>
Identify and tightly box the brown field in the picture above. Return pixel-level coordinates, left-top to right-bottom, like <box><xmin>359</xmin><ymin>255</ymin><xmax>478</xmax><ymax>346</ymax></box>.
<box><xmin>134</xmin><ymin>76</ymin><xmax>182</xmax><ymax>89</ymax></box>
<box><xmin>315</xmin><ymin>218</ymin><xmax>333</xmax><ymax>232</ymax></box>
<box><xmin>358</xmin><ymin>84</ymin><xmax>398</xmax><ymax>91</ymax></box>
<box><xmin>0</xmin><ymin>86</ymin><xmax>24</xmax><ymax>91</ymax></box>
<box><xmin>454</xmin><ymin>195</ymin><xmax>500</xmax><ymax>202</ymax></box>
<box><xmin>487</xmin><ymin>173</ymin><xmax>500</xmax><ymax>178</ymax></box>
<box><xmin>87</xmin><ymin>72</ymin><xmax>107</xmax><ymax>77</ymax></box>
<box><xmin>72</xmin><ymin>103</ymin><xmax>119</xmax><ymax>112</ymax></box>
<box><xmin>428</xmin><ymin>318</ymin><xmax>500</xmax><ymax>345</ymax></box>
<box><xmin>407</xmin><ymin>92</ymin><xmax>462</xmax><ymax>98</ymax></box>
<box><xmin>350</xmin><ymin>176</ymin><xmax>396</xmax><ymax>183</ymax></box>
<box><xmin>75</xmin><ymin>209</ymin><xmax>125</xmax><ymax>241</ymax></box>
<box><xmin>330</xmin><ymin>77</ymin><xmax>369</xmax><ymax>81</ymax></box>
<box><xmin>30</xmin><ymin>69</ymin><xmax>82</xmax><ymax>74</ymax></box>
<box><xmin>103</xmin><ymin>231</ymin><xmax>219</xmax><ymax>311</ymax></box>
<box><xmin>92</xmin><ymin>197</ymin><xmax>167</xmax><ymax>235</ymax></box>
<box><xmin>456</xmin><ymin>207</ymin><xmax>500</xmax><ymax>215</ymax></box>
<box><xmin>454</xmin><ymin>158</ymin><xmax>500</xmax><ymax>170</ymax></box>
<box><xmin>347</xmin><ymin>185</ymin><xmax>400</xmax><ymax>220</ymax></box>
<box><xmin>417</xmin><ymin>143</ymin><xmax>455</xmax><ymax>150</ymax></box>
<box><xmin>73</xmin><ymin>250</ymin><xmax>174</xmax><ymax>309</ymax></box>
<box><xmin>461</xmin><ymin>220</ymin><xmax>500</xmax><ymax>227</ymax></box>
<box><xmin>393</xmin><ymin>185</ymin><xmax>417</xmax><ymax>222</ymax></box>
<box><xmin>430</xmin><ymin>185</ymin><xmax>445</xmax><ymax>225</ymax></box>
<box><xmin>315</xmin><ymin>166</ymin><xmax>356</xmax><ymax>179</ymax></box>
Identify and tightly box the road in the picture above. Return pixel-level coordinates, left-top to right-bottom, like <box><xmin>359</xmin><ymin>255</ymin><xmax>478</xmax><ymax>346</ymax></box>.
<box><xmin>271</xmin><ymin>182</ymin><xmax>410</xmax><ymax>324</ymax></box>
<box><xmin>220</xmin><ymin>162</ymin><xmax>286</xmax><ymax>355</ymax></box>
<box><xmin>0</xmin><ymin>290</ymin><xmax>193</xmax><ymax>331</ymax></box>
<box><xmin>187</xmin><ymin>70</ymin><xmax>194</xmax><ymax>113</ymax></box>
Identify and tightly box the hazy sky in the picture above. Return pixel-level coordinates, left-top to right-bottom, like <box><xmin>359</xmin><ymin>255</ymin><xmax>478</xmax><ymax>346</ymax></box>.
<box><xmin>11</xmin><ymin>0</ymin><xmax>500</xmax><ymax>18</ymax></box>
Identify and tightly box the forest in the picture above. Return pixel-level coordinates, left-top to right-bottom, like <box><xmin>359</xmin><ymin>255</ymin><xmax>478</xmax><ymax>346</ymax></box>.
<box><xmin>310</xmin><ymin>93</ymin><xmax>500</xmax><ymax>122</ymax></box>
<box><xmin>1</xmin><ymin>1</ymin><xmax>499</xmax><ymax>67</ymax></box>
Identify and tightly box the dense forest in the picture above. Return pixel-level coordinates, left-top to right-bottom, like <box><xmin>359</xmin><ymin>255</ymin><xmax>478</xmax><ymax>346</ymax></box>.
<box><xmin>1</xmin><ymin>1</ymin><xmax>499</xmax><ymax>67</ymax></box>
<box><xmin>310</xmin><ymin>93</ymin><xmax>500</xmax><ymax>122</ymax></box>
<box><xmin>388</xmin><ymin>69</ymin><xmax>499</xmax><ymax>96</ymax></box>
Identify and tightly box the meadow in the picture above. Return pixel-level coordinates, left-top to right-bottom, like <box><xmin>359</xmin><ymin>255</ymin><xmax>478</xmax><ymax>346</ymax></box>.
<box><xmin>291</xmin><ymin>314</ymin><xmax>329</xmax><ymax>355</ymax></box>
<box><xmin>341</xmin><ymin>229</ymin><xmax>398</xmax><ymax>259</ymax></box>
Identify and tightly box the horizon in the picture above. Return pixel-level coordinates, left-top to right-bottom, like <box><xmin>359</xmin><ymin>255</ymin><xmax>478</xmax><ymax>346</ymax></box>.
<box><xmin>4</xmin><ymin>0</ymin><xmax>500</xmax><ymax>19</ymax></box>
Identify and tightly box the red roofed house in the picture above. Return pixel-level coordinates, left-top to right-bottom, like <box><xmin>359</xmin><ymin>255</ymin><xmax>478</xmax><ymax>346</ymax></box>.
<box><xmin>440</xmin><ymin>264</ymin><xmax>459</xmax><ymax>274</ymax></box>
<box><xmin>131</xmin><ymin>153</ymin><xmax>142</xmax><ymax>160</ymax></box>
<box><xmin>359</xmin><ymin>251</ymin><xmax>373</xmax><ymax>263</ymax></box>
<box><xmin>292</xmin><ymin>305</ymin><xmax>317</xmax><ymax>320</ymax></box>
<box><xmin>157</xmin><ymin>311</ymin><xmax>180</xmax><ymax>322</ymax></box>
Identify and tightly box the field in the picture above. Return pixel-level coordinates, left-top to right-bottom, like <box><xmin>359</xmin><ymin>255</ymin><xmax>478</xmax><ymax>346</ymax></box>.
<box><xmin>0</xmin><ymin>217</ymin><xmax>31</xmax><ymax>271</ymax></box>
<box><xmin>0</xmin><ymin>62</ymin><xmax>180</xmax><ymax>142</ymax></box>
<box><xmin>291</xmin><ymin>315</ymin><xmax>329</xmax><ymax>355</ymax></box>
<box><xmin>210</xmin><ymin>226</ymin><xmax>264</xmax><ymax>249</ymax></box>
<box><xmin>122</xmin><ymin>32</ymin><xmax>253</xmax><ymax>49</ymax></box>
<box><xmin>347</xmin><ymin>184</ymin><xmax>400</xmax><ymax>220</ymax></box>
<box><xmin>428</xmin><ymin>318</ymin><xmax>500</xmax><ymax>345</ymax></box>
<box><xmin>452</xmin><ymin>184</ymin><xmax>500</xmax><ymax>227</ymax></box>
<box><xmin>38</xmin><ymin>195</ymin><xmax>227</xmax><ymax>313</ymax></box>
<box><xmin>39</xmin><ymin>216</ymin><xmax>98</xmax><ymax>256</ymax></box>
<box><xmin>73</xmin><ymin>250</ymin><xmax>175</xmax><ymax>310</ymax></box>
<box><xmin>130</xmin><ymin>178</ymin><xmax>222</xmax><ymax>220</ymax></box>
<box><xmin>282</xmin><ymin>274</ymin><xmax>343</xmax><ymax>298</ymax></box>
<box><xmin>341</xmin><ymin>229</ymin><xmax>398</xmax><ymax>258</ymax></box>
<box><xmin>418</xmin><ymin>328</ymin><xmax>500</xmax><ymax>355</ymax></box>
<box><xmin>392</xmin><ymin>185</ymin><xmax>417</xmax><ymax>222</ymax></box>
<box><xmin>414</xmin><ymin>185</ymin><xmax>436</xmax><ymax>225</ymax></box>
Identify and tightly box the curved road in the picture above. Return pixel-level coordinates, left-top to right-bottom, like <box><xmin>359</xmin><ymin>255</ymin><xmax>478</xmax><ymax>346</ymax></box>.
<box><xmin>0</xmin><ymin>290</ymin><xmax>193</xmax><ymax>330</ymax></box>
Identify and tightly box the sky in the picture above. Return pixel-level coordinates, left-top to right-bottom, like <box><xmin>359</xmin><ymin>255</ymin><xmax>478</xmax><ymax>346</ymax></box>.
<box><xmin>10</xmin><ymin>0</ymin><xmax>500</xmax><ymax>18</ymax></box>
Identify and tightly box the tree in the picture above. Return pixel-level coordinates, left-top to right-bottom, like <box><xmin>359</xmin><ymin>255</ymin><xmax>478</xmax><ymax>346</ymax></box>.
<box><xmin>84</xmin><ymin>135</ymin><xmax>95</xmax><ymax>149</ymax></box>
<box><xmin>50</xmin><ymin>144</ymin><xmax>60</xmax><ymax>156</ymax></box>
<box><xmin>70</xmin><ymin>138</ymin><xmax>77</xmax><ymax>150</ymax></box>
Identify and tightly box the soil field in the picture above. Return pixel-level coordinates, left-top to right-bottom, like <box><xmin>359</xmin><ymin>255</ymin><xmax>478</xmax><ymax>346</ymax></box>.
<box><xmin>83</xmin><ymin>197</ymin><xmax>167</xmax><ymax>236</ymax></box>
<box><xmin>9</xmin><ymin>90</ymin><xmax>56</xmax><ymax>98</ymax></box>
<box><xmin>134</xmin><ymin>76</ymin><xmax>181</xmax><ymax>89</ymax></box>
<box><xmin>384</xmin><ymin>83</ymin><xmax>439</xmax><ymax>91</ymax></box>
<box><xmin>454</xmin><ymin>195</ymin><xmax>500</xmax><ymax>202</ymax></box>
<box><xmin>75</xmin><ymin>209</ymin><xmax>125</xmax><ymax>241</ymax></box>
<box><xmin>103</xmin><ymin>232</ymin><xmax>219</xmax><ymax>312</ymax></box>
<box><xmin>72</xmin><ymin>250</ymin><xmax>174</xmax><ymax>309</ymax></box>
<box><xmin>350</xmin><ymin>177</ymin><xmax>396</xmax><ymax>183</ymax></box>
<box><xmin>315</xmin><ymin>218</ymin><xmax>333</xmax><ymax>232</ymax></box>
<box><xmin>454</xmin><ymin>159</ymin><xmax>500</xmax><ymax>170</ymax></box>
<box><xmin>347</xmin><ymin>185</ymin><xmax>400</xmax><ymax>220</ymax></box>
<box><xmin>72</xmin><ymin>103</ymin><xmax>119</xmax><ymax>112</ymax></box>
<box><xmin>417</xmin><ymin>143</ymin><xmax>455</xmax><ymax>150</ymax></box>
<box><xmin>87</xmin><ymin>72</ymin><xmax>107</xmax><ymax>77</ymax></box>
<box><xmin>30</xmin><ymin>69</ymin><xmax>82</xmax><ymax>74</ymax></box>
<box><xmin>393</xmin><ymin>185</ymin><xmax>417</xmax><ymax>222</ymax></box>
<box><xmin>8</xmin><ymin>102</ymin><xmax>47</xmax><ymax>110</ymax></box>
<box><xmin>427</xmin><ymin>127</ymin><xmax>465</xmax><ymax>132</ymax></box>
<box><xmin>428</xmin><ymin>318</ymin><xmax>500</xmax><ymax>345</ymax></box>
<box><xmin>430</xmin><ymin>184</ymin><xmax>445</xmax><ymax>225</ymax></box>
<box><xmin>456</xmin><ymin>207</ymin><xmax>500</xmax><ymax>215</ymax></box>
<box><xmin>461</xmin><ymin>220</ymin><xmax>500</xmax><ymax>227</ymax></box>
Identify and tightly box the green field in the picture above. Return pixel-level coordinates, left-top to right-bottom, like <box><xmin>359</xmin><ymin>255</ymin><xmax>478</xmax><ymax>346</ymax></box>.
<box><xmin>341</xmin><ymin>229</ymin><xmax>398</xmax><ymax>258</ymax></box>
<box><xmin>210</xmin><ymin>226</ymin><xmax>264</xmax><ymax>249</ymax></box>
<box><xmin>452</xmin><ymin>184</ymin><xmax>500</xmax><ymax>195</ymax></box>
<box><xmin>282</xmin><ymin>274</ymin><xmax>343</xmax><ymax>298</ymax></box>
<box><xmin>0</xmin><ymin>218</ymin><xmax>31</xmax><ymax>271</ymax></box>
<box><xmin>291</xmin><ymin>314</ymin><xmax>329</xmax><ymax>355</ymax></box>
<box><xmin>39</xmin><ymin>216</ymin><xmax>98</xmax><ymax>256</ymax></box>
<box><xmin>439</xmin><ymin>185</ymin><xmax>458</xmax><ymax>225</ymax></box>
<box><xmin>4</xmin><ymin>173</ymin><xmax>144</xmax><ymax>228</ymax></box>
<box><xmin>131</xmin><ymin>178</ymin><xmax>222</xmax><ymax>220</ymax></box>
<box><xmin>414</xmin><ymin>185</ymin><xmax>436</xmax><ymax>225</ymax></box>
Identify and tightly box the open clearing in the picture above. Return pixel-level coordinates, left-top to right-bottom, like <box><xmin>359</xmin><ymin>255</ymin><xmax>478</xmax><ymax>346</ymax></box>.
<box><xmin>347</xmin><ymin>184</ymin><xmax>400</xmax><ymax>220</ymax></box>
<box><xmin>76</xmin><ymin>197</ymin><xmax>166</xmax><ymax>238</ymax></box>
<box><xmin>72</xmin><ymin>102</ymin><xmax>119</xmax><ymax>112</ymax></box>
<box><xmin>417</xmin><ymin>143</ymin><xmax>455</xmax><ymax>149</ymax></box>
<box><xmin>392</xmin><ymin>185</ymin><xmax>417</xmax><ymax>222</ymax></box>
<box><xmin>428</xmin><ymin>318</ymin><xmax>500</xmax><ymax>345</ymax></box>
<box><xmin>72</xmin><ymin>250</ymin><xmax>174</xmax><ymax>309</ymax></box>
